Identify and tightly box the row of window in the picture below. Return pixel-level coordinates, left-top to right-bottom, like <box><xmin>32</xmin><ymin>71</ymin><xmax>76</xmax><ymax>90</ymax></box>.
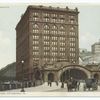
<box><xmin>59</xmin><ymin>37</ymin><xmax>66</xmax><ymax>41</ymax></box>
<box><xmin>33</xmin><ymin>41</ymin><xmax>39</xmax><ymax>45</ymax></box>
<box><xmin>70</xmin><ymin>48</ymin><xmax>76</xmax><ymax>51</ymax></box>
<box><xmin>69</xmin><ymin>38</ymin><xmax>76</xmax><ymax>41</ymax></box>
<box><xmin>33</xmin><ymin>46</ymin><xmax>39</xmax><ymax>50</ymax></box>
<box><xmin>70</xmin><ymin>53</ymin><xmax>75</xmax><ymax>57</ymax></box>
<box><xmin>70</xmin><ymin>43</ymin><xmax>75</xmax><ymax>47</ymax></box>
<box><xmin>33</xmin><ymin>24</ymin><xmax>66</xmax><ymax>30</ymax></box>
<box><xmin>33</xmin><ymin>36</ymin><xmax>39</xmax><ymax>39</ymax></box>
<box><xmin>32</xmin><ymin>41</ymin><xmax>75</xmax><ymax>47</ymax></box>
<box><xmin>32</xmin><ymin>13</ymin><xmax>76</xmax><ymax>23</ymax></box>
<box><xmin>33</xmin><ymin>16</ymin><xmax>65</xmax><ymax>23</ymax></box>
<box><xmin>44</xmin><ymin>47</ymin><xmax>66</xmax><ymax>51</ymax></box>
<box><xmin>32</xmin><ymin>24</ymin><xmax>75</xmax><ymax>34</ymax></box>
<box><xmin>33</xmin><ymin>13</ymin><xmax>65</xmax><ymax>18</ymax></box>
<box><xmin>33</xmin><ymin>13</ymin><xmax>75</xmax><ymax>19</ymax></box>
<box><xmin>33</xmin><ymin>17</ymin><xmax>76</xmax><ymax>24</ymax></box>
<box><xmin>33</xmin><ymin>52</ymin><xmax>39</xmax><ymax>55</ymax></box>
<box><xmin>60</xmin><ymin>42</ymin><xmax>65</xmax><ymax>46</ymax></box>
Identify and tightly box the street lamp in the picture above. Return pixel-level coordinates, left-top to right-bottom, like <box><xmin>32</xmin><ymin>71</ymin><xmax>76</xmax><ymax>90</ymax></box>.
<box><xmin>20</xmin><ymin>60</ymin><xmax>25</xmax><ymax>92</ymax></box>
<box><xmin>68</xmin><ymin>69</ymin><xmax>71</xmax><ymax>80</ymax></box>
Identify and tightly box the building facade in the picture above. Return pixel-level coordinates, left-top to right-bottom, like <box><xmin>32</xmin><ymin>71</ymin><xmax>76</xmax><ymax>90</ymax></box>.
<box><xmin>92</xmin><ymin>40</ymin><xmax>100</xmax><ymax>54</ymax></box>
<box><xmin>16</xmin><ymin>5</ymin><xmax>79</xmax><ymax>81</ymax></box>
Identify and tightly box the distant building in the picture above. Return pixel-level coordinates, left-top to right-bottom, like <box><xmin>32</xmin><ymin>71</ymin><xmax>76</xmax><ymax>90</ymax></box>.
<box><xmin>16</xmin><ymin>5</ymin><xmax>79</xmax><ymax>81</ymax></box>
<box><xmin>92</xmin><ymin>40</ymin><xmax>100</xmax><ymax>54</ymax></box>
<box><xmin>0</xmin><ymin>62</ymin><xmax>16</xmax><ymax>81</ymax></box>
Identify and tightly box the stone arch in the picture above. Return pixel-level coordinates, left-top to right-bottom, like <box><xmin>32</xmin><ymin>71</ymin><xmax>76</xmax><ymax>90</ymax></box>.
<box><xmin>59</xmin><ymin>65</ymin><xmax>91</xmax><ymax>81</ymax></box>
<box><xmin>33</xmin><ymin>23</ymin><xmax>39</xmax><ymax>29</ymax></box>
<box><xmin>70</xmin><ymin>26</ymin><xmax>75</xmax><ymax>31</ymax></box>
<box><xmin>51</xmin><ymin>25</ymin><xmax>58</xmax><ymax>30</ymax></box>
<box><xmin>33</xmin><ymin>67</ymin><xmax>42</xmax><ymax>80</ymax></box>
<box><xmin>93</xmin><ymin>73</ymin><xmax>99</xmax><ymax>80</ymax></box>
<box><xmin>48</xmin><ymin>73</ymin><xmax>54</xmax><ymax>82</ymax></box>
<box><xmin>43</xmin><ymin>24</ymin><xmax>50</xmax><ymax>30</ymax></box>
<box><xmin>59</xmin><ymin>25</ymin><xmax>65</xmax><ymax>31</ymax></box>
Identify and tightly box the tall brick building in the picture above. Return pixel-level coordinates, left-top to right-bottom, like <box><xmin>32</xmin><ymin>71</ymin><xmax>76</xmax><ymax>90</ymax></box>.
<box><xmin>16</xmin><ymin>5</ymin><xmax>79</xmax><ymax>81</ymax></box>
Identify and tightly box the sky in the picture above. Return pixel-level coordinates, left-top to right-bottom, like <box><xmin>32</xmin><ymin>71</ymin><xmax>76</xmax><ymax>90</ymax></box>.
<box><xmin>0</xmin><ymin>3</ymin><xmax>100</xmax><ymax>69</ymax></box>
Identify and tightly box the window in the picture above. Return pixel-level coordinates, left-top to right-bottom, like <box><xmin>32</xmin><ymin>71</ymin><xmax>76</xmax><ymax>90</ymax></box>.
<box><xmin>43</xmin><ymin>25</ymin><xmax>50</xmax><ymax>34</ymax></box>
<box><xmin>52</xmin><ymin>42</ymin><xmax>57</xmax><ymax>46</ymax></box>
<box><xmin>59</xmin><ymin>26</ymin><xmax>65</xmax><ymax>35</ymax></box>
<box><xmin>33</xmin><ymin>35</ymin><xmax>39</xmax><ymax>39</ymax></box>
<box><xmin>52</xmin><ymin>25</ymin><xmax>57</xmax><ymax>30</ymax></box>
<box><xmin>69</xmin><ymin>38</ymin><xmax>75</xmax><ymax>42</ymax></box>
<box><xmin>33</xmin><ymin>24</ymin><xmax>39</xmax><ymax>33</ymax></box>
<box><xmin>51</xmin><ymin>37</ymin><xmax>57</xmax><ymax>40</ymax></box>
<box><xmin>33</xmin><ymin>46</ymin><xmax>39</xmax><ymax>50</ymax></box>
<box><xmin>33</xmin><ymin>12</ymin><xmax>38</xmax><ymax>16</ymax></box>
<box><xmin>51</xmin><ymin>25</ymin><xmax>58</xmax><ymax>34</ymax></box>
<box><xmin>43</xmin><ymin>36</ymin><xmax>50</xmax><ymax>40</ymax></box>
<box><xmin>70</xmin><ymin>26</ymin><xmax>75</xmax><ymax>31</ymax></box>
<box><xmin>70</xmin><ymin>43</ymin><xmax>75</xmax><ymax>47</ymax></box>
<box><xmin>59</xmin><ymin>14</ymin><xmax>65</xmax><ymax>23</ymax></box>
<box><xmin>60</xmin><ymin>53</ymin><xmax>65</xmax><ymax>56</ymax></box>
<box><xmin>60</xmin><ymin>48</ymin><xmax>65</xmax><ymax>51</ymax></box>
<box><xmin>33</xmin><ymin>12</ymin><xmax>39</xmax><ymax>21</ymax></box>
<box><xmin>60</xmin><ymin>42</ymin><xmax>65</xmax><ymax>46</ymax></box>
<box><xmin>33</xmin><ymin>51</ymin><xmax>39</xmax><ymax>55</ymax></box>
<box><xmin>44</xmin><ymin>41</ymin><xmax>50</xmax><ymax>45</ymax></box>
<box><xmin>44</xmin><ymin>25</ymin><xmax>50</xmax><ymax>30</ymax></box>
<box><xmin>70</xmin><ymin>32</ymin><xmax>75</xmax><ymax>36</ymax></box>
<box><xmin>33</xmin><ymin>41</ymin><xmax>39</xmax><ymax>45</ymax></box>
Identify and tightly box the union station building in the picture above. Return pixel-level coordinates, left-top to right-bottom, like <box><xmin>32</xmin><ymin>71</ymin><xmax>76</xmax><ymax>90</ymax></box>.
<box><xmin>16</xmin><ymin>5</ymin><xmax>100</xmax><ymax>84</ymax></box>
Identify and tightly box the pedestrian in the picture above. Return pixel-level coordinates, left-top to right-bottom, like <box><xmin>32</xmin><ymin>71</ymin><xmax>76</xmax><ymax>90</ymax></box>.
<box><xmin>56</xmin><ymin>81</ymin><xmax>58</xmax><ymax>86</ymax></box>
<box><xmin>50</xmin><ymin>81</ymin><xmax>52</xmax><ymax>87</ymax></box>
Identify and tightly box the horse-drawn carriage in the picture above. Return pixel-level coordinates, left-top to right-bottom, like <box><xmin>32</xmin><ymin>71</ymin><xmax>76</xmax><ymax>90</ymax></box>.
<box><xmin>84</xmin><ymin>78</ymin><xmax>98</xmax><ymax>91</ymax></box>
<box><xmin>66</xmin><ymin>79</ymin><xmax>80</xmax><ymax>91</ymax></box>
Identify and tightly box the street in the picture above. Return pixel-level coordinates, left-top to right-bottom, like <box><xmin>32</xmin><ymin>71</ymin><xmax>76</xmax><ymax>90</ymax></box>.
<box><xmin>3</xmin><ymin>82</ymin><xmax>100</xmax><ymax>92</ymax></box>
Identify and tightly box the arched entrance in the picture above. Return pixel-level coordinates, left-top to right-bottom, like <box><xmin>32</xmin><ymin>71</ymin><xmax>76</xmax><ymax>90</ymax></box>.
<box><xmin>60</xmin><ymin>68</ymin><xmax>88</xmax><ymax>82</ymax></box>
<box><xmin>34</xmin><ymin>70</ymin><xmax>41</xmax><ymax>80</ymax></box>
<box><xmin>48</xmin><ymin>73</ymin><xmax>54</xmax><ymax>82</ymax></box>
<box><xmin>94</xmin><ymin>73</ymin><xmax>99</xmax><ymax>80</ymax></box>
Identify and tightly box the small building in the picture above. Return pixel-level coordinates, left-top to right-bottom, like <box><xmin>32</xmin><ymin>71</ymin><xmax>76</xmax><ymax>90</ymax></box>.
<box><xmin>0</xmin><ymin>62</ymin><xmax>16</xmax><ymax>81</ymax></box>
<box><xmin>92</xmin><ymin>40</ymin><xmax>100</xmax><ymax>54</ymax></box>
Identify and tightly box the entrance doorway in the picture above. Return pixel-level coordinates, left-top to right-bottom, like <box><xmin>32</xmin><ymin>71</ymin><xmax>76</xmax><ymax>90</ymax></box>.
<box><xmin>48</xmin><ymin>73</ymin><xmax>54</xmax><ymax>82</ymax></box>
<box><xmin>60</xmin><ymin>68</ymin><xmax>88</xmax><ymax>82</ymax></box>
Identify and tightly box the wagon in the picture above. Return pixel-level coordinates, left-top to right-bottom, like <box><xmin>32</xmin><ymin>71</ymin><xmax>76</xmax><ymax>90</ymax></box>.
<box><xmin>67</xmin><ymin>80</ymin><xmax>80</xmax><ymax>91</ymax></box>
<box><xmin>84</xmin><ymin>78</ymin><xmax>98</xmax><ymax>91</ymax></box>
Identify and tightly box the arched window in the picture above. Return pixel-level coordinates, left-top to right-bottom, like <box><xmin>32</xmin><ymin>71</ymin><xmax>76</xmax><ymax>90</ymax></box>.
<box><xmin>60</xmin><ymin>26</ymin><xmax>65</xmax><ymax>31</ymax></box>
<box><xmin>44</xmin><ymin>24</ymin><xmax>50</xmax><ymax>30</ymax></box>
<box><xmin>52</xmin><ymin>25</ymin><xmax>57</xmax><ymax>30</ymax></box>
<box><xmin>59</xmin><ymin>26</ymin><xmax>65</xmax><ymax>36</ymax></box>
<box><xmin>70</xmin><ymin>26</ymin><xmax>75</xmax><ymax>31</ymax></box>
<box><xmin>43</xmin><ymin>24</ymin><xmax>50</xmax><ymax>34</ymax></box>
<box><xmin>51</xmin><ymin>25</ymin><xmax>58</xmax><ymax>35</ymax></box>
<box><xmin>33</xmin><ymin>24</ymin><xmax>39</xmax><ymax>33</ymax></box>
<box><xmin>33</xmin><ymin>24</ymin><xmax>39</xmax><ymax>29</ymax></box>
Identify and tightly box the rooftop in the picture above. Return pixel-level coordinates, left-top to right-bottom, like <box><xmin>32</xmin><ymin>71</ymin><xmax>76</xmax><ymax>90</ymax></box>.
<box><xmin>28</xmin><ymin>5</ymin><xmax>79</xmax><ymax>12</ymax></box>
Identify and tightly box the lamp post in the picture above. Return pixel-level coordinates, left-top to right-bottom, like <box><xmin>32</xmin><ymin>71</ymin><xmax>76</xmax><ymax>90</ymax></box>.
<box><xmin>20</xmin><ymin>60</ymin><xmax>25</xmax><ymax>92</ymax></box>
<box><xmin>68</xmin><ymin>69</ymin><xmax>71</xmax><ymax>80</ymax></box>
